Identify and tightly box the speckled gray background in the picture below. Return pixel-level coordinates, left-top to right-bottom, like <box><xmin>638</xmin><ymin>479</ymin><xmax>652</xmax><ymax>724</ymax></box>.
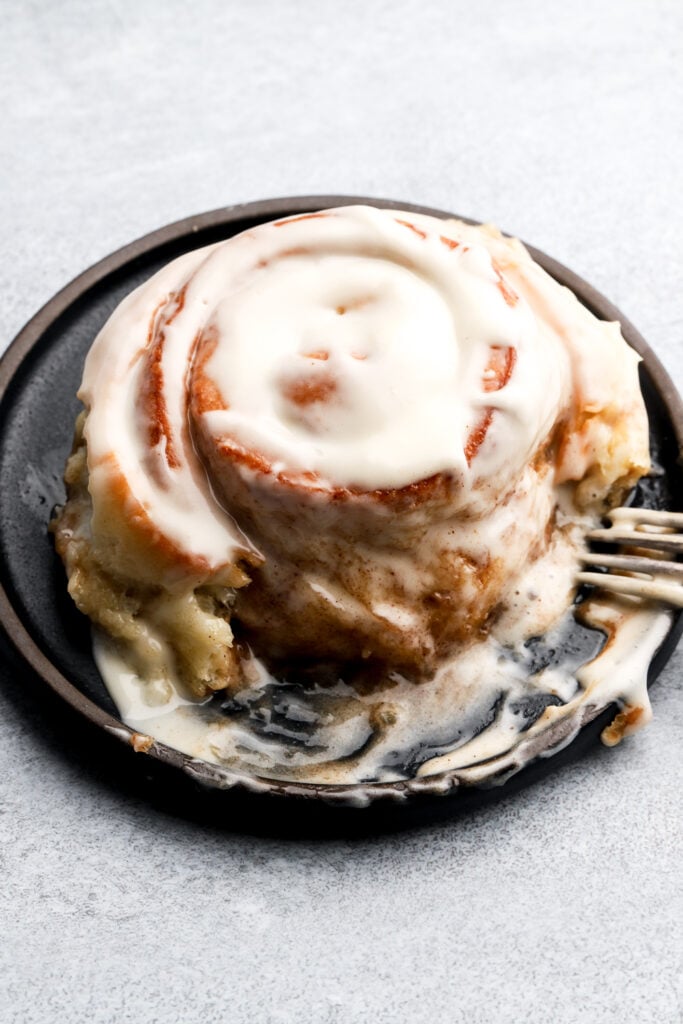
<box><xmin>1</xmin><ymin>2</ymin><xmax>682</xmax><ymax>1022</ymax></box>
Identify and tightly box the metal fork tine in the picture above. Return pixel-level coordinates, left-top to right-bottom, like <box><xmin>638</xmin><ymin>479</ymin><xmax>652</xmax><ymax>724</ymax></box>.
<box><xmin>607</xmin><ymin>507</ymin><xmax>683</xmax><ymax>530</ymax></box>
<box><xmin>577</xmin><ymin>571</ymin><xmax>683</xmax><ymax>607</ymax></box>
<box><xmin>586</xmin><ymin>529</ymin><xmax>683</xmax><ymax>552</ymax></box>
<box><xmin>577</xmin><ymin>552</ymin><xmax>683</xmax><ymax>578</ymax></box>
<box><xmin>580</xmin><ymin>505</ymin><xmax>683</xmax><ymax>608</ymax></box>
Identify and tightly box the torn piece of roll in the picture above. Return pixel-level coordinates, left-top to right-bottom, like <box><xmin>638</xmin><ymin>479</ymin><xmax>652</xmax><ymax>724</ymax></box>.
<box><xmin>52</xmin><ymin>205</ymin><xmax>649</xmax><ymax>699</ymax></box>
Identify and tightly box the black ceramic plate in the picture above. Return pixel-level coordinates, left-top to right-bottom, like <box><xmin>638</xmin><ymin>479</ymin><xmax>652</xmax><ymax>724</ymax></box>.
<box><xmin>1</xmin><ymin>196</ymin><xmax>682</xmax><ymax>814</ymax></box>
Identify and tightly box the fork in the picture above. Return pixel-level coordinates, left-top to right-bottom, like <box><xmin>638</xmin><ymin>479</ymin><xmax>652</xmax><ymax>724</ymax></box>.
<box><xmin>577</xmin><ymin>507</ymin><xmax>683</xmax><ymax>608</ymax></box>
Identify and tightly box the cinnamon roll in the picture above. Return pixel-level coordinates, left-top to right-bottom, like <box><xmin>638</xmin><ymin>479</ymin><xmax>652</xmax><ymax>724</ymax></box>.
<box><xmin>52</xmin><ymin>205</ymin><xmax>649</xmax><ymax>720</ymax></box>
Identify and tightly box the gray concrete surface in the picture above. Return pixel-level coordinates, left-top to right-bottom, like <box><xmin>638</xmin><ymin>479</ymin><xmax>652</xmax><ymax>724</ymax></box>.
<box><xmin>1</xmin><ymin>2</ymin><xmax>682</xmax><ymax>1022</ymax></box>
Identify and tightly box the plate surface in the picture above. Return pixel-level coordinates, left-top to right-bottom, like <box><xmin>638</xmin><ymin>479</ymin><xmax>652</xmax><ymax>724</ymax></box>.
<box><xmin>1</xmin><ymin>195</ymin><xmax>682</xmax><ymax>814</ymax></box>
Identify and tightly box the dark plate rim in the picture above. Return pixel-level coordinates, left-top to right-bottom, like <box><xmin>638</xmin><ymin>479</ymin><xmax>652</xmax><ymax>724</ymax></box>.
<box><xmin>1</xmin><ymin>194</ymin><xmax>682</xmax><ymax>807</ymax></box>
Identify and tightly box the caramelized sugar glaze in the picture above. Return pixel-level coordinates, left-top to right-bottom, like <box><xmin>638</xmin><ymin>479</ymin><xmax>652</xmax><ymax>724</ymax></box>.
<box><xmin>53</xmin><ymin>206</ymin><xmax>657</xmax><ymax>783</ymax></box>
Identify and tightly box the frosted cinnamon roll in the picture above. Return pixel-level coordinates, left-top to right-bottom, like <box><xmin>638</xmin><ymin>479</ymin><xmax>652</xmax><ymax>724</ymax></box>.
<box><xmin>52</xmin><ymin>205</ymin><xmax>649</xmax><ymax>707</ymax></box>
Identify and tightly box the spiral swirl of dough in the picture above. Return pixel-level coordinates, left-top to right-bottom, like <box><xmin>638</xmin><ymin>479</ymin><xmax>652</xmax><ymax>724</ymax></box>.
<box><xmin>80</xmin><ymin>206</ymin><xmax>580</xmax><ymax>586</ymax></box>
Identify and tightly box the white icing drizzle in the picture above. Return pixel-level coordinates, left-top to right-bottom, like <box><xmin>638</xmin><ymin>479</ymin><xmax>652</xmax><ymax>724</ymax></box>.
<box><xmin>199</xmin><ymin>210</ymin><xmax>566</xmax><ymax>489</ymax></box>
